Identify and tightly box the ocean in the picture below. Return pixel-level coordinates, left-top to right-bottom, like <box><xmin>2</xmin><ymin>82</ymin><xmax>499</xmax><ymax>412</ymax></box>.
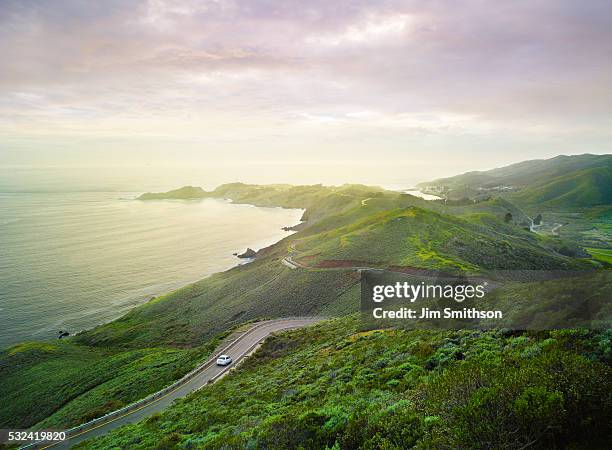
<box><xmin>0</xmin><ymin>190</ymin><xmax>303</xmax><ymax>348</ymax></box>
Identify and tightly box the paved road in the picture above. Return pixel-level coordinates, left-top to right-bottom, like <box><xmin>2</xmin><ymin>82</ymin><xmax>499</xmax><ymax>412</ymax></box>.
<box><xmin>34</xmin><ymin>318</ymin><xmax>322</xmax><ymax>449</ymax></box>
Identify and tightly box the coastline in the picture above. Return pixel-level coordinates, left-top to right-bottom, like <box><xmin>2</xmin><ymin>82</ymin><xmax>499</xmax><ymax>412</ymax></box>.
<box><xmin>403</xmin><ymin>189</ymin><xmax>443</xmax><ymax>201</ymax></box>
<box><xmin>0</xmin><ymin>194</ymin><xmax>305</xmax><ymax>349</ymax></box>
<box><xmin>65</xmin><ymin>204</ymin><xmax>304</xmax><ymax>339</ymax></box>
<box><xmin>73</xmin><ymin>203</ymin><xmax>306</xmax><ymax>343</ymax></box>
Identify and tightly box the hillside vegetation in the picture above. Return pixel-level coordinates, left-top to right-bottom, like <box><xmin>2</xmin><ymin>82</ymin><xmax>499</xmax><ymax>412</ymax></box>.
<box><xmin>77</xmin><ymin>316</ymin><xmax>612</xmax><ymax>450</ymax></box>
<box><xmin>138</xmin><ymin>186</ymin><xmax>206</xmax><ymax>200</ymax></box>
<box><xmin>419</xmin><ymin>153</ymin><xmax>610</xmax><ymax>194</ymax></box>
<box><xmin>509</xmin><ymin>165</ymin><xmax>612</xmax><ymax>209</ymax></box>
<box><xmin>1</xmin><ymin>156</ymin><xmax>609</xmax><ymax>442</ymax></box>
<box><xmin>1</xmin><ymin>185</ymin><xmax>381</xmax><ymax>429</ymax></box>
<box><xmin>418</xmin><ymin>154</ymin><xmax>611</xmax><ymax>248</ymax></box>
<box><xmin>0</xmin><ymin>339</ymin><xmax>219</xmax><ymax>429</ymax></box>
<box><xmin>291</xmin><ymin>206</ymin><xmax>583</xmax><ymax>271</ymax></box>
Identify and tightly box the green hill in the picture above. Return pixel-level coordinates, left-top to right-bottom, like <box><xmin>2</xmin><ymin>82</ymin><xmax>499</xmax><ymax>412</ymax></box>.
<box><xmin>0</xmin><ymin>180</ymin><xmax>604</xmax><ymax>436</ymax></box>
<box><xmin>509</xmin><ymin>165</ymin><xmax>612</xmax><ymax>209</ymax></box>
<box><xmin>0</xmin><ymin>339</ymin><xmax>221</xmax><ymax>429</ymax></box>
<box><xmin>420</xmin><ymin>154</ymin><xmax>610</xmax><ymax>190</ymax></box>
<box><xmin>77</xmin><ymin>315</ymin><xmax>612</xmax><ymax>450</ymax></box>
<box><xmin>138</xmin><ymin>186</ymin><xmax>206</xmax><ymax>200</ymax></box>
<box><xmin>292</xmin><ymin>206</ymin><xmax>583</xmax><ymax>271</ymax></box>
<box><xmin>0</xmin><ymin>185</ymin><xmax>381</xmax><ymax>429</ymax></box>
<box><xmin>418</xmin><ymin>154</ymin><xmax>612</xmax><ymax>209</ymax></box>
<box><xmin>139</xmin><ymin>183</ymin><xmax>393</xmax><ymax>226</ymax></box>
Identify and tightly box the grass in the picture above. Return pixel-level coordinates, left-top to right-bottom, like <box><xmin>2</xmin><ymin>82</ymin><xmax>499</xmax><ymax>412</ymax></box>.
<box><xmin>0</xmin><ymin>340</ymin><xmax>220</xmax><ymax>429</ymax></box>
<box><xmin>138</xmin><ymin>186</ymin><xmax>206</xmax><ymax>200</ymax></box>
<box><xmin>586</xmin><ymin>247</ymin><xmax>612</xmax><ymax>264</ymax></box>
<box><xmin>75</xmin><ymin>259</ymin><xmax>360</xmax><ymax>349</ymax></box>
<box><xmin>76</xmin><ymin>315</ymin><xmax>612</xmax><ymax>450</ymax></box>
<box><xmin>1</xmin><ymin>180</ymin><xmax>607</xmax><ymax>436</ymax></box>
<box><xmin>292</xmin><ymin>206</ymin><xmax>587</xmax><ymax>271</ymax></box>
<box><xmin>0</xmin><ymin>260</ymin><xmax>360</xmax><ymax>429</ymax></box>
<box><xmin>419</xmin><ymin>154</ymin><xmax>612</xmax><ymax>209</ymax></box>
<box><xmin>509</xmin><ymin>165</ymin><xmax>612</xmax><ymax>209</ymax></box>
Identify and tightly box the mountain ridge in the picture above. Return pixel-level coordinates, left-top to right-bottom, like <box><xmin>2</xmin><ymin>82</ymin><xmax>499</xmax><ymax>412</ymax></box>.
<box><xmin>417</xmin><ymin>153</ymin><xmax>611</xmax><ymax>209</ymax></box>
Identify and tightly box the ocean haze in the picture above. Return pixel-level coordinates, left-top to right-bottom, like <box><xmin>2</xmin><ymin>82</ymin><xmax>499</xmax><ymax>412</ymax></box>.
<box><xmin>0</xmin><ymin>164</ymin><xmax>427</xmax><ymax>193</ymax></box>
<box><xmin>0</xmin><ymin>190</ymin><xmax>303</xmax><ymax>348</ymax></box>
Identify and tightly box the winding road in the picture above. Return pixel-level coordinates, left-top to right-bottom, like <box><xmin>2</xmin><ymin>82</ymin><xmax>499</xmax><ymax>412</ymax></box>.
<box><xmin>25</xmin><ymin>318</ymin><xmax>322</xmax><ymax>450</ymax></box>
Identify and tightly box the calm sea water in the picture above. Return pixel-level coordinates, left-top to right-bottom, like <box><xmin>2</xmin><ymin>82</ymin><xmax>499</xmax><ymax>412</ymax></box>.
<box><xmin>0</xmin><ymin>191</ymin><xmax>302</xmax><ymax>348</ymax></box>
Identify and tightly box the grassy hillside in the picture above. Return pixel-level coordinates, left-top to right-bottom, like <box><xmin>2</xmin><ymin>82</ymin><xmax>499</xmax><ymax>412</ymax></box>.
<box><xmin>140</xmin><ymin>183</ymin><xmax>393</xmax><ymax>226</ymax></box>
<box><xmin>419</xmin><ymin>154</ymin><xmax>610</xmax><ymax>192</ymax></box>
<box><xmin>417</xmin><ymin>154</ymin><xmax>611</xmax><ymax>251</ymax></box>
<box><xmin>138</xmin><ymin>186</ymin><xmax>206</xmax><ymax>200</ymax></box>
<box><xmin>587</xmin><ymin>248</ymin><xmax>612</xmax><ymax>265</ymax></box>
<box><xmin>0</xmin><ymin>340</ymin><xmax>219</xmax><ymax>429</ymax></box>
<box><xmin>0</xmin><ymin>180</ymin><xmax>604</xmax><ymax>434</ymax></box>
<box><xmin>292</xmin><ymin>206</ymin><xmax>588</xmax><ymax>271</ymax></box>
<box><xmin>76</xmin><ymin>316</ymin><xmax>612</xmax><ymax>450</ymax></box>
<box><xmin>75</xmin><ymin>259</ymin><xmax>359</xmax><ymax>349</ymax></box>
<box><xmin>534</xmin><ymin>205</ymin><xmax>611</xmax><ymax>249</ymax></box>
<box><xmin>0</xmin><ymin>261</ymin><xmax>359</xmax><ymax>429</ymax></box>
<box><xmin>0</xmin><ymin>185</ymin><xmax>375</xmax><ymax>430</ymax></box>
<box><xmin>418</xmin><ymin>154</ymin><xmax>612</xmax><ymax>210</ymax></box>
<box><xmin>509</xmin><ymin>165</ymin><xmax>612</xmax><ymax>210</ymax></box>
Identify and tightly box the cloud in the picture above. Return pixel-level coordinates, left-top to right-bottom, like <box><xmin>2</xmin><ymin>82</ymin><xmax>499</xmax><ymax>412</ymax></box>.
<box><xmin>305</xmin><ymin>13</ymin><xmax>413</xmax><ymax>46</ymax></box>
<box><xmin>0</xmin><ymin>0</ymin><xmax>611</xmax><ymax>167</ymax></box>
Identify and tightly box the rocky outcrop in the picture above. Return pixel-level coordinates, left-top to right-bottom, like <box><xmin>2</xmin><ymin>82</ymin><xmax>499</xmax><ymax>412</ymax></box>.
<box><xmin>237</xmin><ymin>248</ymin><xmax>257</xmax><ymax>258</ymax></box>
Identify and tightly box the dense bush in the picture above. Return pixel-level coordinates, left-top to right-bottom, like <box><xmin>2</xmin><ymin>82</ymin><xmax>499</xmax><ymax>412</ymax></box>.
<box><xmin>80</xmin><ymin>317</ymin><xmax>612</xmax><ymax>450</ymax></box>
<box><xmin>421</xmin><ymin>351</ymin><xmax>611</xmax><ymax>448</ymax></box>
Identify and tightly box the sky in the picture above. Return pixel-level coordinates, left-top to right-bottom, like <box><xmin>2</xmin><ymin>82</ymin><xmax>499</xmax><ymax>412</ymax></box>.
<box><xmin>1</xmin><ymin>0</ymin><xmax>611</xmax><ymax>185</ymax></box>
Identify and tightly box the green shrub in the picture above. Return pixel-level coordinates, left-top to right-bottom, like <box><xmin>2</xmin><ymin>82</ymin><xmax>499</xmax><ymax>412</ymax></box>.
<box><xmin>422</xmin><ymin>351</ymin><xmax>612</xmax><ymax>449</ymax></box>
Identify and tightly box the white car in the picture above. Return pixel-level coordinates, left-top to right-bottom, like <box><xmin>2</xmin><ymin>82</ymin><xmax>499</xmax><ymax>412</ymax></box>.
<box><xmin>216</xmin><ymin>354</ymin><xmax>233</xmax><ymax>366</ymax></box>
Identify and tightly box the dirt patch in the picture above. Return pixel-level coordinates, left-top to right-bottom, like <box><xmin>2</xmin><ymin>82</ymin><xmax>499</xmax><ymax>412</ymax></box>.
<box><xmin>298</xmin><ymin>253</ymin><xmax>320</xmax><ymax>262</ymax></box>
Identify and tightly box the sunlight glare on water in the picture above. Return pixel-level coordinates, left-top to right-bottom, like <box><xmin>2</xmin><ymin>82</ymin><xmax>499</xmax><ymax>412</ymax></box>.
<box><xmin>0</xmin><ymin>191</ymin><xmax>302</xmax><ymax>348</ymax></box>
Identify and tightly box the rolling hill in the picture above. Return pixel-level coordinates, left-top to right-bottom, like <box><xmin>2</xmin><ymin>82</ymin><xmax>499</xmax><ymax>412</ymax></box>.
<box><xmin>77</xmin><ymin>315</ymin><xmax>612</xmax><ymax>450</ymax></box>
<box><xmin>138</xmin><ymin>186</ymin><xmax>206</xmax><ymax>200</ymax></box>
<box><xmin>1</xmin><ymin>159</ymin><xmax>608</xmax><ymax>443</ymax></box>
<box><xmin>291</xmin><ymin>206</ymin><xmax>584</xmax><ymax>271</ymax></box>
<box><xmin>418</xmin><ymin>154</ymin><xmax>611</xmax><ymax>209</ymax></box>
<box><xmin>509</xmin><ymin>165</ymin><xmax>612</xmax><ymax>209</ymax></box>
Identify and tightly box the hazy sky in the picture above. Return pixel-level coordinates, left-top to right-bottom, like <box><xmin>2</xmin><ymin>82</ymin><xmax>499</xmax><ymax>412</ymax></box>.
<box><xmin>1</xmin><ymin>0</ymin><xmax>611</xmax><ymax>182</ymax></box>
